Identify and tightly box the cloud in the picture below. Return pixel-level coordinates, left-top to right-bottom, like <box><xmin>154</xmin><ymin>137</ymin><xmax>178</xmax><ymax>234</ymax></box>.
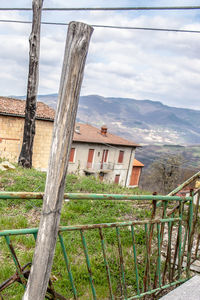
<box><xmin>0</xmin><ymin>0</ymin><xmax>200</xmax><ymax>110</ymax></box>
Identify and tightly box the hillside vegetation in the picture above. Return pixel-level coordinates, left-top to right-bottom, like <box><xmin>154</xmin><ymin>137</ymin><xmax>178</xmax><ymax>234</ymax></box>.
<box><xmin>0</xmin><ymin>166</ymin><xmax>151</xmax><ymax>299</ymax></box>
<box><xmin>137</xmin><ymin>144</ymin><xmax>200</xmax><ymax>170</ymax></box>
<box><xmin>31</xmin><ymin>94</ymin><xmax>200</xmax><ymax>145</ymax></box>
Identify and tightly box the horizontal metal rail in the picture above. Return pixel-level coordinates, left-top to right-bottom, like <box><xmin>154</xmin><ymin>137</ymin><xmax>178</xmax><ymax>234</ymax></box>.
<box><xmin>0</xmin><ymin>218</ymin><xmax>181</xmax><ymax>237</ymax></box>
<box><xmin>0</xmin><ymin>191</ymin><xmax>192</xmax><ymax>201</ymax></box>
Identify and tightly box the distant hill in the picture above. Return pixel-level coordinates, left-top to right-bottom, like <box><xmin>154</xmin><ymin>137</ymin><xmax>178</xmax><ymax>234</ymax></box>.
<box><xmin>16</xmin><ymin>94</ymin><xmax>200</xmax><ymax>146</ymax></box>
<box><xmin>15</xmin><ymin>93</ymin><xmax>200</xmax><ymax>170</ymax></box>
<box><xmin>136</xmin><ymin>144</ymin><xmax>200</xmax><ymax>170</ymax></box>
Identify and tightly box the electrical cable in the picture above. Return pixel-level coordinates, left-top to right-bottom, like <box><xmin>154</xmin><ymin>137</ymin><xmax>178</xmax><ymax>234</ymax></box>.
<box><xmin>0</xmin><ymin>19</ymin><xmax>200</xmax><ymax>34</ymax></box>
<box><xmin>0</xmin><ymin>6</ymin><xmax>200</xmax><ymax>11</ymax></box>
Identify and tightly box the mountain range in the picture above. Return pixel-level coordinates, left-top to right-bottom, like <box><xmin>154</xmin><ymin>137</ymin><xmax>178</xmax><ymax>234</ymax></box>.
<box><xmin>17</xmin><ymin>94</ymin><xmax>200</xmax><ymax>146</ymax></box>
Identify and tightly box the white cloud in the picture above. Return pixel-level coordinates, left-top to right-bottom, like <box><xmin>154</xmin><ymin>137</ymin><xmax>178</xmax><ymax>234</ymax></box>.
<box><xmin>0</xmin><ymin>0</ymin><xmax>200</xmax><ymax>110</ymax></box>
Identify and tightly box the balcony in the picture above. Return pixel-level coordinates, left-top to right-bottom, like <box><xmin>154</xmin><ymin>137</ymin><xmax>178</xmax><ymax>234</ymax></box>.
<box><xmin>84</xmin><ymin>162</ymin><xmax>114</xmax><ymax>173</ymax></box>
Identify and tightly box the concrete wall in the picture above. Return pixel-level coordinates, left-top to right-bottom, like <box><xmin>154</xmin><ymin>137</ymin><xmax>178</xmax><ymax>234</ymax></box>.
<box><xmin>0</xmin><ymin>114</ymin><xmax>135</xmax><ymax>186</ymax></box>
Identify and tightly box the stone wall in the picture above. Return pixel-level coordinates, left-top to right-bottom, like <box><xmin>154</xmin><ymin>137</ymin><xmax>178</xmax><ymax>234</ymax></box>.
<box><xmin>0</xmin><ymin>115</ymin><xmax>53</xmax><ymax>170</ymax></box>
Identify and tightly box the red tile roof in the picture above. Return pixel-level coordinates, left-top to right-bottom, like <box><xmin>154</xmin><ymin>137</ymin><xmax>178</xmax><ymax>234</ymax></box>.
<box><xmin>0</xmin><ymin>97</ymin><xmax>55</xmax><ymax>120</ymax></box>
<box><xmin>133</xmin><ymin>159</ymin><xmax>144</xmax><ymax>167</ymax></box>
<box><xmin>73</xmin><ymin>123</ymin><xmax>139</xmax><ymax>147</ymax></box>
<box><xmin>0</xmin><ymin>97</ymin><xmax>139</xmax><ymax>147</ymax></box>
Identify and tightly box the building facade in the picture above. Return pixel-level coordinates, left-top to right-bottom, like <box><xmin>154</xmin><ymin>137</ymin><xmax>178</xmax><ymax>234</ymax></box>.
<box><xmin>0</xmin><ymin>97</ymin><xmax>54</xmax><ymax>169</ymax></box>
<box><xmin>0</xmin><ymin>97</ymin><xmax>141</xmax><ymax>187</ymax></box>
<box><xmin>68</xmin><ymin>123</ymin><xmax>139</xmax><ymax>187</ymax></box>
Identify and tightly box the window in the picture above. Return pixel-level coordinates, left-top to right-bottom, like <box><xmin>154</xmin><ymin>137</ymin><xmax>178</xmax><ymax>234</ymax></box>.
<box><xmin>102</xmin><ymin>149</ymin><xmax>109</xmax><ymax>162</ymax></box>
<box><xmin>87</xmin><ymin>149</ymin><xmax>95</xmax><ymax>168</ymax></box>
<box><xmin>101</xmin><ymin>149</ymin><xmax>108</xmax><ymax>169</ymax></box>
<box><xmin>115</xmin><ymin>174</ymin><xmax>120</xmax><ymax>184</ymax></box>
<box><xmin>118</xmin><ymin>151</ymin><xmax>124</xmax><ymax>163</ymax></box>
<box><xmin>69</xmin><ymin>148</ymin><xmax>75</xmax><ymax>162</ymax></box>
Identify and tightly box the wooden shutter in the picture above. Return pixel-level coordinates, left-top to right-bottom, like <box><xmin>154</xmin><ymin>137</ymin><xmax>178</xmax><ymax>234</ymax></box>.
<box><xmin>87</xmin><ymin>149</ymin><xmax>94</xmax><ymax>168</ymax></box>
<box><xmin>102</xmin><ymin>149</ymin><xmax>108</xmax><ymax>163</ymax></box>
<box><xmin>118</xmin><ymin>151</ymin><xmax>124</xmax><ymax>163</ymax></box>
<box><xmin>104</xmin><ymin>150</ymin><xmax>108</xmax><ymax>162</ymax></box>
<box><xmin>69</xmin><ymin>148</ymin><xmax>75</xmax><ymax>162</ymax></box>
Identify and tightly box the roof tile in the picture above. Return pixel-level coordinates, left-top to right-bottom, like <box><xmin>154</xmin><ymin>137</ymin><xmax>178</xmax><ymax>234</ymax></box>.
<box><xmin>133</xmin><ymin>159</ymin><xmax>144</xmax><ymax>167</ymax></box>
<box><xmin>0</xmin><ymin>97</ymin><xmax>55</xmax><ymax>120</ymax></box>
<box><xmin>0</xmin><ymin>97</ymin><xmax>139</xmax><ymax>147</ymax></box>
<box><xmin>74</xmin><ymin>123</ymin><xmax>139</xmax><ymax>147</ymax></box>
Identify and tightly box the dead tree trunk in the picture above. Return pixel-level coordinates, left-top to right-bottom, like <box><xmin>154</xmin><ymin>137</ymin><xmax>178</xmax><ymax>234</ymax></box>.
<box><xmin>18</xmin><ymin>0</ymin><xmax>43</xmax><ymax>168</ymax></box>
<box><xmin>23</xmin><ymin>22</ymin><xmax>93</xmax><ymax>300</ymax></box>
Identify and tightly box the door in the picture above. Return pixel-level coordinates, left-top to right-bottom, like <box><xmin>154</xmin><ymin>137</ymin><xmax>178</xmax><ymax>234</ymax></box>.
<box><xmin>130</xmin><ymin>167</ymin><xmax>141</xmax><ymax>186</ymax></box>
<box><xmin>115</xmin><ymin>174</ymin><xmax>120</xmax><ymax>184</ymax></box>
<box><xmin>87</xmin><ymin>149</ymin><xmax>94</xmax><ymax>168</ymax></box>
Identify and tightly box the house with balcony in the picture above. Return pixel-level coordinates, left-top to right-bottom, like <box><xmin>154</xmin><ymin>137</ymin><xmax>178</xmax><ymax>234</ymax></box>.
<box><xmin>68</xmin><ymin>123</ymin><xmax>140</xmax><ymax>187</ymax></box>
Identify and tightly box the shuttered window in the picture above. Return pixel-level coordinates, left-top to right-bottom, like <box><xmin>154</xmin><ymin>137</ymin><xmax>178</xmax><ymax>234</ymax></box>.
<box><xmin>69</xmin><ymin>148</ymin><xmax>75</xmax><ymax>162</ymax></box>
<box><xmin>118</xmin><ymin>151</ymin><xmax>124</xmax><ymax>163</ymax></box>
<box><xmin>102</xmin><ymin>149</ymin><xmax>108</xmax><ymax>162</ymax></box>
<box><xmin>87</xmin><ymin>149</ymin><xmax>95</xmax><ymax>168</ymax></box>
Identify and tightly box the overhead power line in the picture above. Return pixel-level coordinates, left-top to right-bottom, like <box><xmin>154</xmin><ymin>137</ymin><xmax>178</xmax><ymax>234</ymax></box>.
<box><xmin>92</xmin><ymin>24</ymin><xmax>200</xmax><ymax>34</ymax></box>
<box><xmin>0</xmin><ymin>6</ymin><xmax>200</xmax><ymax>11</ymax></box>
<box><xmin>0</xmin><ymin>19</ymin><xmax>200</xmax><ymax>34</ymax></box>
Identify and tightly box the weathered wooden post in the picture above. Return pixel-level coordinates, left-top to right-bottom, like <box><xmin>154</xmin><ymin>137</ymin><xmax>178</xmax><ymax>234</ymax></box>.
<box><xmin>23</xmin><ymin>21</ymin><xmax>93</xmax><ymax>299</ymax></box>
<box><xmin>18</xmin><ymin>0</ymin><xmax>43</xmax><ymax>168</ymax></box>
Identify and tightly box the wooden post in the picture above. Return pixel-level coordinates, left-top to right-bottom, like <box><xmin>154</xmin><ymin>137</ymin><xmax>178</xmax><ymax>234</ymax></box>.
<box><xmin>23</xmin><ymin>22</ymin><xmax>93</xmax><ymax>299</ymax></box>
<box><xmin>18</xmin><ymin>0</ymin><xmax>43</xmax><ymax>168</ymax></box>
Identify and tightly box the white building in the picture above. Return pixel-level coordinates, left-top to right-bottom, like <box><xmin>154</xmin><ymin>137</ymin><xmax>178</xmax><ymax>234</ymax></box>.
<box><xmin>68</xmin><ymin>123</ymin><xmax>140</xmax><ymax>187</ymax></box>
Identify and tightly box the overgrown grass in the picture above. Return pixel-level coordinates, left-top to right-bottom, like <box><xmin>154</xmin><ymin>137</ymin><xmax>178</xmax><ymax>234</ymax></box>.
<box><xmin>0</xmin><ymin>166</ymin><xmax>153</xmax><ymax>299</ymax></box>
<box><xmin>0</xmin><ymin>166</ymin><xmax>148</xmax><ymax>194</ymax></box>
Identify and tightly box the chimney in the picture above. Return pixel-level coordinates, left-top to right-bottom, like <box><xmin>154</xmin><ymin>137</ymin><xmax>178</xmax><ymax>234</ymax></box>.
<box><xmin>101</xmin><ymin>125</ymin><xmax>107</xmax><ymax>136</ymax></box>
<box><xmin>75</xmin><ymin>125</ymin><xmax>80</xmax><ymax>134</ymax></box>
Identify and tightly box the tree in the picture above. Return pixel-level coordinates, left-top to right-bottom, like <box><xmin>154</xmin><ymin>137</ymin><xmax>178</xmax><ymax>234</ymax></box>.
<box><xmin>142</xmin><ymin>154</ymin><xmax>183</xmax><ymax>194</ymax></box>
<box><xmin>18</xmin><ymin>0</ymin><xmax>43</xmax><ymax>168</ymax></box>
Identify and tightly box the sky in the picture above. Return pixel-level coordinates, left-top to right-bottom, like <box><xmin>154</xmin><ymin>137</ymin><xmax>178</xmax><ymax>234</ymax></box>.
<box><xmin>0</xmin><ymin>0</ymin><xmax>200</xmax><ymax>109</ymax></box>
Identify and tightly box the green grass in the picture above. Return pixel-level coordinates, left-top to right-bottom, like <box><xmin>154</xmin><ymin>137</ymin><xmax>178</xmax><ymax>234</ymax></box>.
<box><xmin>0</xmin><ymin>166</ymin><xmax>154</xmax><ymax>299</ymax></box>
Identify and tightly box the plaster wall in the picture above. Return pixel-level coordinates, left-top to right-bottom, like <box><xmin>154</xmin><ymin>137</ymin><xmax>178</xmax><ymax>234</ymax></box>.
<box><xmin>69</xmin><ymin>142</ymin><xmax>136</xmax><ymax>186</ymax></box>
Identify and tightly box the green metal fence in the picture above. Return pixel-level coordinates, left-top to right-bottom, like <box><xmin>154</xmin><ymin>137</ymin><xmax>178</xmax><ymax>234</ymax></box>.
<box><xmin>0</xmin><ymin>192</ymin><xmax>199</xmax><ymax>299</ymax></box>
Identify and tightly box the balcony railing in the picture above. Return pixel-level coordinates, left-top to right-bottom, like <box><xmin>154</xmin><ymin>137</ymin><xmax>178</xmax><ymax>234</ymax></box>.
<box><xmin>85</xmin><ymin>162</ymin><xmax>114</xmax><ymax>172</ymax></box>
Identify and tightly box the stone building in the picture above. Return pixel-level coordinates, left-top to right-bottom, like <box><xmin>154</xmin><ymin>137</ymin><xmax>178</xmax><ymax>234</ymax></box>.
<box><xmin>0</xmin><ymin>97</ymin><xmax>142</xmax><ymax>187</ymax></box>
<box><xmin>0</xmin><ymin>97</ymin><xmax>54</xmax><ymax>169</ymax></box>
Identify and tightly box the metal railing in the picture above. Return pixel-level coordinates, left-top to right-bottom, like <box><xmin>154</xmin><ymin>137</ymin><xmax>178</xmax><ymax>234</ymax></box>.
<box><xmin>0</xmin><ymin>191</ymin><xmax>199</xmax><ymax>299</ymax></box>
<box><xmin>85</xmin><ymin>162</ymin><xmax>114</xmax><ymax>172</ymax></box>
